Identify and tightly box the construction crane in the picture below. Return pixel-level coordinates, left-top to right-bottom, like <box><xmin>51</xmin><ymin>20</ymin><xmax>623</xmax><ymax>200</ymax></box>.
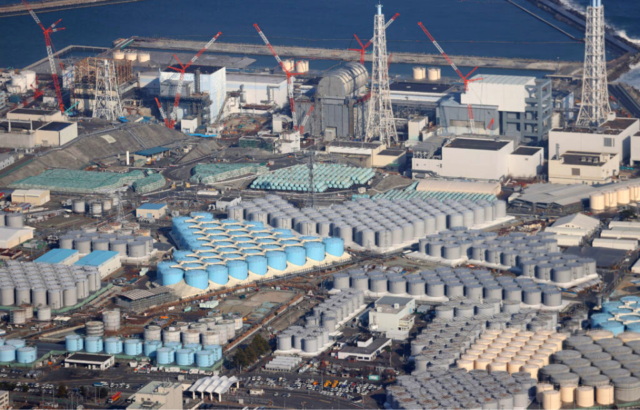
<box><xmin>166</xmin><ymin>32</ymin><xmax>222</xmax><ymax>129</ymax></box>
<box><xmin>21</xmin><ymin>0</ymin><xmax>65</xmax><ymax>113</ymax></box>
<box><xmin>418</xmin><ymin>22</ymin><xmax>486</xmax><ymax>133</ymax></box>
<box><xmin>14</xmin><ymin>89</ymin><xmax>43</xmax><ymax>110</ymax></box>
<box><xmin>299</xmin><ymin>105</ymin><xmax>314</xmax><ymax>135</ymax></box>
<box><xmin>349</xmin><ymin>13</ymin><xmax>399</xmax><ymax>65</ymax></box>
<box><xmin>155</xmin><ymin>97</ymin><xmax>169</xmax><ymax>127</ymax></box>
<box><xmin>254</xmin><ymin>23</ymin><xmax>304</xmax><ymax>130</ymax></box>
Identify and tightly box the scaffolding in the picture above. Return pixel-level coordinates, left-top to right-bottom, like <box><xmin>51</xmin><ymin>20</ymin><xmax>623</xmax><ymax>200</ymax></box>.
<box><xmin>73</xmin><ymin>57</ymin><xmax>133</xmax><ymax>86</ymax></box>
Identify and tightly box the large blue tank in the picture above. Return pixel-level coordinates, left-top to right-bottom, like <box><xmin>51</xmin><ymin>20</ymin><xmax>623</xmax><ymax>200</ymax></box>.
<box><xmin>599</xmin><ymin>320</ymin><xmax>625</xmax><ymax>336</ymax></box>
<box><xmin>16</xmin><ymin>347</ymin><xmax>36</xmax><ymax>363</ymax></box>
<box><xmin>156</xmin><ymin>347</ymin><xmax>174</xmax><ymax>364</ymax></box>
<box><xmin>252</xmin><ymin>232</ymin><xmax>272</xmax><ymax>238</ymax></box>
<box><xmin>304</xmin><ymin>242</ymin><xmax>326</xmax><ymax>261</ymax></box>
<box><xmin>124</xmin><ymin>339</ymin><xmax>143</xmax><ymax>356</ymax></box>
<box><xmin>182</xmin><ymin>262</ymin><xmax>204</xmax><ymax>269</ymax></box>
<box><xmin>176</xmin><ymin>349</ymin><xmax>195</xmax><ymax>366</ymax></box>
<box><xmin>161</xmin><ymin>267</ymin><xmax>184</xmax><ymax>286</ymax></box>
<box><xmin>207</xmin><ymin>265</ymin><xmax>229</xmax><ymax>285</ymax></box>
<box><xmin>195</xmin><ymin>350</ymin><xmax>215</xmax><ymax>367</ymax></box>
<box><xmin>246</xmin><ymin>256</ymin><xmax>268</xmax><ymax>276</ymax></box>
<box><xmin>218</xmin><ymin>247</ymin><xmax>238</xmax><ymax>254</ymax></box>
<box><xmin>266</xmin><ymin>251</ymin><xmax>287</xmax><ymax>270</ymax></box>
<box><xmin>184</xmin><ymin>343</ymin><xmax>202</xmax><ymax>352</ymax></box>
<box><xmin>173</xmin><ymin>251</ymin><xmax>196</xmax><ymax>262</ymax></box>
<box><xmin>611</xmin><ymin>308</ymin><xmax>634</xmax><ymax>315</ymax></box>
<box><xmin>621</xmin><ymin>296</ymin><xmax>640</xmax><ymax>305</ymax></box>
<box><xmin>202</xmin><ymin>258</ymin><xmax>224</xmax><ymax>266</ymax></box>
<box><xmin>257</xmin><ymin>239</ymin><xmax>278</xmax><ymax>245</ymax></box>
<box><xmin>627</xmin><ymin>322</ymin><xmax>640</xmax><ymax>333</ymax></box>
<box><xmin>285</xmin><ymin>246</ymin><xmax>306</xmax><ymax>266</ymax></box>
<box><xmin>234</xmin><ymin>237</ymin><xmax>254</xmax><ymax>243</ymax></box>
<box><xmin>144</xmin><ymin>340</ymin><xmax>163</xmax><ymax>358</ymax></box>
<box><xmin>199</xmin><ymin>251</ymin><xmax>219</xmax><ymax>258</ymax></box>
<box><xmin>209</xmin><ymin>235</ymin><xmax>229</xmax><ymax>242</ymax></box>
<box><xmin>227</xmin><ymin>260</ymin><xmax>248</xmax><ymax>280</ymax></box>
<box><xmin>323</xmin><ymin>237</ymin><xmax>344</xmax><ymax>257</ymax></box>
<box><xmin>242</xmin><ymin>249</ymin><xmax>262</xmax><ymax>256</ymax></box>
<box><xmin>65</xmin><ymin>335</ymin><xmax>84</xmax><ymax>352</ymax></box>
<box><xmin>5</xmin><ymin>339</ymin><xmax>25</xmax><ymax>349</ymax></box>
<box><xmin>85</xmin><ymin>336</ymin><xmax>103</xmax><ymax>353</ymax></box>
<box><xmin>602</xmin><ymin>301</ymin><xmax>623</xmax><ymax>313</ymax></box>
<box><xmin>203</xmin><ymin>344</ymin><xmax>223</xmax><ymax>362</ymax></box>
<box><xmin>221</xmin><ymin>219</ymin><xmax>239</xmax><ymax>224</ymax></box>
<box><xmin>591</xmin><ymin>313</ymin><xmax>613</xmax><ymax>328</ymax></box>
<box><xmin>225</xmin><ymin>253</ymin><xmax>244</xmax><ymax>260</ymax></box>
<box><xmin>104</xmin><ymin>337</ymin><xmax>123</xmax><ymax>354</ymax></box>
<box><xmin>185</xmin><ymin>270</ymin><xmax>209</xmax><ymax>289</ymax></box>
<box><xmin>228</xmin><ymin>230</ymin><xmax>248</xmax><ymax>237</ymax></box>
<box><xmin>164</xmin><ymin>342</ymin><xmax>182</xmax><ymax>351</ymax></box>
<box><xmin>0</xmin><ymin>345</ymin><xmax>16</xmax><ymax>362</ymax></box>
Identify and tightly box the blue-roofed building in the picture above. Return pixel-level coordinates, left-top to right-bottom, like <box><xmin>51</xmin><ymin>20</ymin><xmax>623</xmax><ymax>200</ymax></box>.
<box><xmin>136</xmin><ymin>203</ymin><xmax>167</xmax><ymax>220</ymax></box>
<box><xmin>75</xmin><ymin>250</ymin><xmax>121</xmax><ymax>278</ymax></box>
<box><xmin>35</xmin><ymin>248</ymin><xmax>79</xmax><ymax>265</ymax></box>
<box><xmin>133</xmin><ymin>147</ymin><xmax>171</xmax><ymax>163</ymax></box>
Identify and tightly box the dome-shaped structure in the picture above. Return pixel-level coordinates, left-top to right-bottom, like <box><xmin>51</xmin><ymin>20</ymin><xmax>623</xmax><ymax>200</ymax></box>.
<box><xmin>316</xmin><ymin>62</ymin><xmax>368</xmax><ymax>98</ymax></box>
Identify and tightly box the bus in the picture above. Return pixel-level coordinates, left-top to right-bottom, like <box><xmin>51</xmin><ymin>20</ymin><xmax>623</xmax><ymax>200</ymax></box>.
<box><xmin>108</xmin><ymin>392</ymin><xmax>121</xmax><ymax>403</ymax></box>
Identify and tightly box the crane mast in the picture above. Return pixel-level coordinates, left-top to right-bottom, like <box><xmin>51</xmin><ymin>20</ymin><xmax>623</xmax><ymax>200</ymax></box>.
<box><xmin>349</xmin><ymin>13</ymin><xmax>399</xmax><ymax>65</ymax></box>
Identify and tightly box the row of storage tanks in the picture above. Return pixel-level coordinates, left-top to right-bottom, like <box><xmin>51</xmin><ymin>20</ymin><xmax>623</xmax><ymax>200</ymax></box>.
<box><xmin>532</xmin><ymin>330</ymin><xmax>640</xmax><ymax>407</ymax></box>
<box><xmin>59</xmin><ymin>229</ymin><xmax>153</xmax><ymax>258</ymax></box>
<box><xmin>412</xmin><ymin>66</ymin><xmax>441</xmax><ymax>81</ymax></box>
<box><xmin>276</xmin><ymin>326</ymin><xmax>330</xmax><ymax>354</ymax></box>
<box><xmin>112</xmin><ymin>50</ymin><xmax>151</xmax><ymax>62</ymax></box>
<box><xmin>142</xmin><ymin>318</ymin><xmax>237</xmax><ymax>346</ymax></box>
<box><xmin>304</xmin><ymin>290</ymin><xmax>364</xmax><ymax>333</ymax></box>
<box><xmin>589</xmin><ymin>184</ymin><xmax>640</xmax><ymax>212</ymax></box>
<box><xmin>590</xmin><ymin>296</ymin><xmax>640</xmax><ymax>335</ymax></box>
<box><xmin>162</xmin><ymin>213</ymin><xmax>344</xmax><ymax>289</ymax></box>
<box><xmin>250</xmin><ymin>164</ymin><xmax>375</xmax><ymax>192</ymax></box>
<box><xmin>64</xmin><ymin>335</ymin><xmax>224</xmax><ymax>367</ymax></box>
<box><xmin>334</xmin><ymin>266</ymin><xmax>564</xmax><ymax>307</ymax></box>
<box><xmin>71</xmin><ymin>196</ymin><xmax>119</xmax><ymax>217</ymax></box>
<box><xmin>229</xmin><ymin>195</ymin><xmax>507</xmax><ymax>249</ymax></box>
<box><xmin>0</xmin><ymin>261</ymin><xmax>101</xmax><ymax>308</ymax></box>
<box><xmin>411</xmin><ymin>310</ymin><xmax>558</xmax><ymax>371</ymax></box>
<box><xmin>386</xmin><ymin>368</ymin><xmax>536</xmax><ymax>410</ymax></box>
<box><xmin>0</xmin><ymin>338</ymin><xmax>38</xmax><ymax>363</ymax></box>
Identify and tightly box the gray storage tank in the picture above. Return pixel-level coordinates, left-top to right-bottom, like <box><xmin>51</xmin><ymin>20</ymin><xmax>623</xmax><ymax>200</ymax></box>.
<box><xmin>128</xmin><ymin>242</ymin><xmax>147</xmax><ymax>258</ymax></box>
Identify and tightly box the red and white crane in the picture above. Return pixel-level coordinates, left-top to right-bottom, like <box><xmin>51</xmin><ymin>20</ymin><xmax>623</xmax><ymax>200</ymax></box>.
<box><xmin>21</xmin><ymin>0</ymin><xmax>65</xmax><ymax>113</ymax></box>
<box><xmin>165</xmin><ymin>32</ymin><xmax>222</xmax><ymax>129</ymax></box>
<box><xmin>254</xmin><ymin>23</ymin><xmax>305</xmax><ymax>131</ymax></box>
<box><xmin>155</xmin><ymin>98</ymin><xmax>169</xmax><ymax>127</ymax></box>
<box><xmin>349</xmin><ymin>13</ymin><xmax>399</xmax><ymax>65</ymax></box>
<box><xmin>418</xmin><ymin>22</ymin><xmax>490</xmax><ymax>133</ymax></box>
<box><xmin>299</xmin><ymin>105</ymin><xmax>314</xmax><ymax>135</ymax></box>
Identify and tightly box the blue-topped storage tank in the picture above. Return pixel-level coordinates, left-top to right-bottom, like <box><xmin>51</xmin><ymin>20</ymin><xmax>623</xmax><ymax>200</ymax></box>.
<box><xmin>104</xmin><ymin>337</ymin><xmax>123</xmax><ymax>354</ymax></box>
<box><xmin>599</xmin><ymin>320</ymin><xmax>625</xmax><ymax>336</ymax></box>
<box><xmin>85</xmin><ymin>336</ymin><xmax>103</xmax><ymax>353</ymax></box>
<box><xmin>184</xmin><ymin>343</ymin><xmax>202</xmax><ymax>352</ymax></box>
<box><xmin>281</xmin><ymin>240</ymin><xmax>300</xmax><ymax>246</ymax></box>
<box><xmin>257</xmin><ymin>239</ymin><xmax>277</xmax><ymax>244</ymax></box>
<box><xmin>195</xmin><ymin>350</ymin><xmax>215</xmax><ymax>367</ymax></box>
<box><xmin>323</xmin><ymin>237</ymin><xmax>344</xmax><ymax>257</ymax></box>
<box><xmin>176</xmin><ymin>349</ymin><xmax>195</xmax><ymax>366</ymax></box>
<box><xmin>0</xmin><ymin>345</ymin><xmax>16</xmax><ymax>362</ymax></box>
<box><xmin>266</xmin><ymin>251</ymin><xmax>287</xmax><ymax>270</ymax></box>
<box><xmin>124</xmin><ymin>339</ymin><xmax>143</xmax><ymax>356</ymax></box>
<box><xmin>185</xmin><ymin>270</ymin><xmax>209</xmax><ymax>289</ymax></box>
<box><xmin>304</xmin><ymin>242</ymin><xmax>326</xmax><ymax>261</ymax></box>
<box><xmin>611</xmin><ymin>308</ymin><xmax>633</xmax><ymax>315</ymax></box>
<box><xmin>246</xmin><ymin>255</ymin><xmax>268</xmax><ymax>276</ymax></box>
<box><xmin>626</xmin><ymin>322</ymin><xmax>640</xmax><ymax>333</ymax></box>
<box><xmin>242</xmin><ymin>249</ymin><xmax>262</xmax><ymax>256</ymax></box>
<box><xmin>207</xmin><ymin>265</ymin><xmax>229</xmax><ymax>285</ymax></box>
<box><xmin>158</xmin><ymin>261</ymin><xmax>185</xmax><ymax>286</ymax></box>
<box><xmin>203</xmin><ymin>344</ymin><xmax>223</xmax><ymax>361</ymax></box>
<box><xmin>173</xmin><ymin>251</ymin><xmax>196</xmax><ymax>262</ymax></box>
<box><xmin>5</xmin><ymin>339</ymin><xmax>25</xmax><ymax>349</ymax></box>
<box><xmin>285</xmin><ymin>246</ymin><xmax>306</xmax><ymax>266</ymax></box>
<box><xmin>16</xmin><ymin>347</ymin><xmax>36</xmax><ymax>363</ymax></box>
<box><xmin>65</xmin><ymin>335</ymin><xmax>84</xmax><ymax>352</ymax></box>
<box><xmin>164</xmin><ymin>342</ymin><xmax>182</xmax><ymax>351</ymax></box>
<box><xmin>156</xmin><ymin>347</ymin><xmax>174</xmax><ymax>364</ymax></box>
<box><xmin>602</xmin><ymin>301</ymin><xmax>623</xmax><ymax>313</ymax></box>
<box><xmin>227</xmin><ymin>260</ymin><xmax>248</xmax><ymax>280</ymax></box>
<box><xmin>144</xmin><ymin>340</ymin><xmax>163</xmax><ymax>358</ymax></box>
<box><xmin>591</xmin><ymin>313</ymin><xmax>613</xmax><ymax>328</ymax></box>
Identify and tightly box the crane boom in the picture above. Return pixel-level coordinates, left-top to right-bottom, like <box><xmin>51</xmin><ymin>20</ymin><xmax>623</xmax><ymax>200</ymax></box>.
<box><xmin>155</xmin><ymin>98</ymin><xmax>170</xmax><ymax>128</ymax></box>
<box><xmin>299</xmin><ymin>105</ymin><xmax>314</xmax><ymax>134</ymax></box>
<box><xmin>350</xmin><ymin>13</ymin><xmax>399</xmax><ymax>65</ymax></box>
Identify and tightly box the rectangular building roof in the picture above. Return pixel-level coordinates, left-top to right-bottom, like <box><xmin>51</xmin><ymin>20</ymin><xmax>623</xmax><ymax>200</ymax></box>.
<box><xmin>75</xmin><ymin>250</ymin><xmax>119</xmax><ymax>267</ymax></box>
<box><xmin>66</xmin><ymin>353</ymin><xmax>113</xmax><ymax>363</ymax></box>
<box><xmin>138</xmin><ymin>203</ymin><xmax>167</xmax><ymax>210</ymax></box>
<box><xmin>512</xmin><ymin>146</ymin><xmax>542</xmax><ymax>156</ymax></box>
<box><xmin>164</xmin><ymin>64</ymin><xmax>223</xmax><ymax>75</ymax></box>
<box><xmin>328</xmin><ymin>141</ymin><xmax>382</xmax><ymax>149</ymax></box>
<box><xmin>119</xmin><ymin>287</ymin><xmax>172</xmax><ymax>301</ymax></box>
<box><xmin>469</xmin><ymin>74</ymin><xmax>535</xmax><ymax>86</ymax></box>
<box><xmin>446</xmin><ymin>138</ymin><xmax>510</xmax><ymax>151</ymax></box>
<box><xmin>390</xmin><ymin>82</ymin><xmax>452</xmax><ymax>94</ymax></box>
<box><xmin>10</xmin><ymin>108</ymin><xmax>58</xmax><ymax>115</ymax></box>
<box><xmin>134</xmin><ymin>147</ymin><xmax>171</xmax><ymax>156</ymax></box>
<box><xmin>0</xmin><ymin>120</ymin><xmax>47</xmax><ymax>132</ymax></box>
<box><xmin>227</xmin><ymin>73</ymin><xmax>287</xmax><ymax>85</ymax></box>
<box><xmin>339</xmin><ymin>338</ymin><xmax>390</xmax><ymax>355</ymax></box>
<box><xmin>35</xmin><ymin>248</ymin><xmax>78</xmax><ymax>264</ymax></box>
<box><xmin>376</xmin><ymin>296</ymin><xmax>413</xmax><ymax>307</ymax></box>
<box><xmin>39</xmin><ymin>122</ymin><xmax>73</xmax><ymax>132</ymax></box>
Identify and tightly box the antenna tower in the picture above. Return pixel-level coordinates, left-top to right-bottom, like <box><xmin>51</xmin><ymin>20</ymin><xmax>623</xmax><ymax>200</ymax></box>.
<box><xmin>364</xmin><ymin>3</ymin><xmax>397</xmax><ymax>145</ymax></box>
<box><xmin>576</xmin><ymin>0</ymin><xmax>610</xmax><ymax>127</ymax></box>
<box><xmin>92</xmin><ymin>58</ymin><xmax>123</xmax><ymax>121</ymax></box>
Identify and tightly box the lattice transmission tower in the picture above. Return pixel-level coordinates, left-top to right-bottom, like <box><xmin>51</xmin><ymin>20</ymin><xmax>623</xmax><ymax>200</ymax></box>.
<box><xmin>365</xmin><ymin>3</ymin><xmax>397</xmax><ymax>145</ymax></box>
<box><xmin>576</xmin><ymin>0</ymin><xmax>610</xmax><ymax>127</ymax></box>
<box><xmin>92</xmin><ymin>58</ymin><xmax>123</xmax><ymax>120</ymax></box>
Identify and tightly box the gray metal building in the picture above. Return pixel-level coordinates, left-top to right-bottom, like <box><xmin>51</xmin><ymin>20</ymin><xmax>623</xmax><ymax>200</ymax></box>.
<box><xmin>501</xmin><ymin>78</ymin><xmax>553</xmax><ymax>144</ymax></box>
<box><xmin>115</xmin><ymin>287</ymin><xmax>176</xmax><ymax>313</ymax></box>
<box><xmin>436</xmin><ymin>98</ymin><xmax>500</xmax><ymax>136</ymax></box>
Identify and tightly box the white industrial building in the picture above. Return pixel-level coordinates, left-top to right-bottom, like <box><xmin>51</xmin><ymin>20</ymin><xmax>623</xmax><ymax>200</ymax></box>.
<box><xmin>336</xmin><ymin>336</ymin><xmax>391</xmax><ymax>361</ymax></box>
<box><xmin>127</xmin><ymin>381</ymin><xmax>183</xmax><ymax>410</ymax></box>
<box><xmin>11</xmin><ymin>189</ymin><xmax>50</xmax><ymax>205</ymax></box>
<box><xmin>408</xmin><ymin>117</ymin><xmax>428</xmax><ymax>141</ymax></box>
<box><xmin>226</xmin><ymin>73</ymin><xmax>288</xmax><ymax>108</ymax></box>
<box><xmin>549</xmin><ymin>118</ymin><xmax>639</xmax><ymax>164</ymax></box>
<box><xmin>412</xmin><ymin>137</ymin><xmax>543</xmax><ymax>181</ymax></box>
<box><xmin>548</xmin><ymin>151</ymin><xmax>619</xmax><ymax>185</ymax></box>
<box><xmin>187</xmin><ymin>376</ymin><xmax>239</xmax><ymax>402</ymax></box>
<box><xmin>65</xmin><ymin>353</ymin><xmax>115</xmax><ymax>370</ymax></box>
<box><xmin>0</xmin><ymin>226</ymin><xmax>34</xmax><ymax>249</ymax></box>
<box><xmin>7</xmin><ymin>108</ymin><xmax>64</xmax><ymax>122</ymax></box>
<box><xmin>367</xmin><ymin>296</ymin><xmax>415</xmax><ymax>340</ymax></box>
<box><xmin>74</xmin><ymin>250</ymin><xmax>121</xmax><ymax>278</ymax></box>
<box><xmin>544</xmin><ymin>213</ymin><xmax>600</xmax><ymax>247</ymax></box>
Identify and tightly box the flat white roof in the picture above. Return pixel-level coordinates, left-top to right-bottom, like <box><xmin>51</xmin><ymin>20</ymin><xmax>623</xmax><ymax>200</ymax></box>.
<box><xmin>227</xmin><ymin>73</ymin><xmax>287</xmax><ymax>85</ymax></box>
<box><xmin>469</xmin><ymin>74</ymin><xmax>535</xmax><ymax>86</ymax></box>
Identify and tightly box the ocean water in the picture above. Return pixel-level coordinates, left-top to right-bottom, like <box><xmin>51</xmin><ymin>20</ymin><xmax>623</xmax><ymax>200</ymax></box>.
<box><xmin>0</xmin><ymin>0</ymin><xmax>638</xmax><ymax>80</ymax></box>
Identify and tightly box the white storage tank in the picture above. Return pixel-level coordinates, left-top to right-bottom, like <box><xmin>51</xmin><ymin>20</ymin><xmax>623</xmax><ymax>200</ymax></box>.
<box><xmin>413</xmin><ymin>67</ymin><xmax>426</xmax><ymax>80</ymax></box>
<box><xmin>427</xmin><ymin>67</ymin><xmax>441</xmax><ymax>81</ymax></box>
<box><xmin>102</xmin><ymin>309</ymin><xmax>121</xmax><ymax>331</ymax></box>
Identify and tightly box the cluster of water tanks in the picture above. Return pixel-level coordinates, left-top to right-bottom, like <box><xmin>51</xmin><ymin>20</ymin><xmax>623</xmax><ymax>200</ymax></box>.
<box><xmin>71</xmin><ymin>196</ymin><xmax>118</xmax><ymax>217</ymax></box>
<box><xmin>589</xmin><ymin>184</ymin><xmax>640</xmax><ymax>212</ymax></box>
<box><xmin>591</xmin><ymin>297</ymin><xmax>640</xmax><ymax>336</ymax></box>
<box><xmin>112</xmin><ymin>50</ymin><xmax>150</xmax><ymax>63</ymax></box>
<box><xmin>535</xmin><ymin>330</ymin><xmax>640</xmax><ymax>407</ymax></box>
<box><xmin>305</xmin><ymin>290</ymin><xmax>364</xmax><ymax>332</ymax></box>
<box><xmin>386</xmin><ymin>368</ymin><xmax>536</xmax><ymax>410</ymax></box>
<box><xmin>0</xmin><ymin>261</ymin><xmax>100</xmax><ymax>308</ymax></box>
<box><xmin>276</xmin><ymin>325</ymin><xmax>330</xmax><ymax>354</ymax></box>
<box><xmin>0</xmin><ymin>338</ymin><xmax>37</xmax><ymax>364</ymax></box>
<box><xmin>59</xmin><ymin>226</ymin><xmax>153</xmax><ymax>258</ymax></box>
<box><xmin>412</xmin><ymin>66</ymin><xmax>441</xmax><ymax>81</ymax></box>
<box><xmin>144</xmin><ymin>318</ymin><xmax>237</xmax><ymax>347</ymax></box>
<box><xmin>163</xmin><ymin>212</ymin><xmax>344</xmax><ymax>289</ymax></box>
<box><xmin>281</xmin><ymin>59</ymin><xmax>309</xmax><ymax>73</ymax></box>
<box><xmin>64</xmin><ymin>334</ymin><xmax>223</xmax><ymax>367</ymax></box>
